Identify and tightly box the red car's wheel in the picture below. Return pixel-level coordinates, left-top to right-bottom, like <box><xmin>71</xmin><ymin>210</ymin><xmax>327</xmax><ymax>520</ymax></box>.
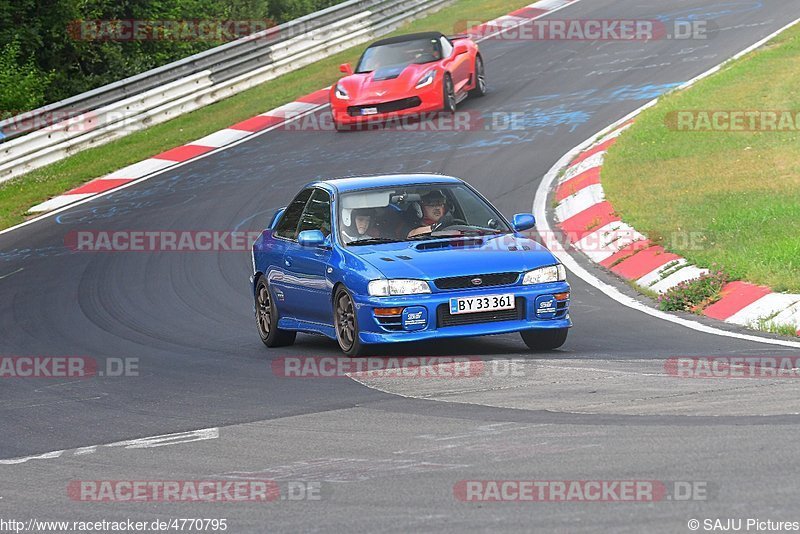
<box><xmin>442</xmin><ymin>73</ymin><xmax>457</xmax><ymax>113</ymax></box>
<box><xmin>470</xmin><ymin>55</ymin><xmax>486</xmax><ymax>97</ymax></box>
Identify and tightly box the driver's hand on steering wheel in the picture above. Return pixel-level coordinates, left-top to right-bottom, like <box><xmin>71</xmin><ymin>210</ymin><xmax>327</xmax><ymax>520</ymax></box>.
<box><xmin>407</xmin><ymin>225</ymin><xmax>432</xmax><ymax>238</ymax></box>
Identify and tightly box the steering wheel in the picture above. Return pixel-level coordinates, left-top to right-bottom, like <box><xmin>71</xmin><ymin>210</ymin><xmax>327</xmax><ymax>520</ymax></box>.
<box><xmin>431</xmin><ymin>218</ymin><xmax>467</xmax><ymax>232</ymax></box>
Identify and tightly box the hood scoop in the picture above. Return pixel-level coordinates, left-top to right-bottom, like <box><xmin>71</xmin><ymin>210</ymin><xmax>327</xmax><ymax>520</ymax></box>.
<box><xmin>414</xmin><ymin>238</ymin><xmax>484</xmax><ymax>250</ymax></box>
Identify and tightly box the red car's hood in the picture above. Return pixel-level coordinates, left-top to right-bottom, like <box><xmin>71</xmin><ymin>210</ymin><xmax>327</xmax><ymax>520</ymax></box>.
<box><xmin>338</xmin><ymin>63</ymin><xmax>437</xmax><ymax>103</ymax></box>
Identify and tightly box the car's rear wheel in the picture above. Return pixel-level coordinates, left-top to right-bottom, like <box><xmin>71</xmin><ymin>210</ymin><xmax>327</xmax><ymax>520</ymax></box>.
<box><xmin>442</xmin><ymin>73</ymin><xmax>457</xmax><ymax>113</ymax></box>
<box><xmin>520</xmin><ymin>328</ymin><xmax>568</xmax><ymax>351</ymax></box>
<box><xmin>334</xmin><ymin>287</ymin><xmax>368</xmax><ymax>356</ymax></box>
<box><xmin>255</xmin><ymin>277</ymin><xmax>296</xmax><ymax>347</ymax></box>
<box><xmin>469</xmin><ymin>55</ymin><xmax>486</xmax><ymax>97</ymax></box>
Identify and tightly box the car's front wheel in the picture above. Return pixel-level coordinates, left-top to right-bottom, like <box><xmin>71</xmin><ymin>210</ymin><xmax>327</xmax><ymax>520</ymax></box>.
<box><xmin>255</xmin><ymin>277</ymin><xmax>296</xmax><ymax>347</ymax></box>
<box><xmin>334</xmin><ymin>287</ymin><xmax>368</xmax><ymax>356</ymax></box>
<box><xmin>520</xmin><ymin>328</ymin><xmax>568</xmax><ymax>351</ymax></box>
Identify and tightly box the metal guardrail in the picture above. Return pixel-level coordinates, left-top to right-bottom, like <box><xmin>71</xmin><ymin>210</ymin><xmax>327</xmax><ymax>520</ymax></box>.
<box><xmin>0</xmin><ymin>0</ymin><xmax>452</xmax><ymax>183</ymax></box>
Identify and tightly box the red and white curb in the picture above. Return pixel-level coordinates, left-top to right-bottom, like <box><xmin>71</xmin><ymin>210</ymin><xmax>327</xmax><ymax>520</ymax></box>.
<box><xmin>554</xmin><ymin>122</ymin><xmax>800</xmax><ymax>336</ymax></box>
<box><xmin>28</xmin><ymin>89</ymin><xmax>330</xmax><ymax>213</ymax></box>
<box><xmin>27</xmin><ymin>0</ymin><xmax>578</xmax><ymax>214</ymax></box>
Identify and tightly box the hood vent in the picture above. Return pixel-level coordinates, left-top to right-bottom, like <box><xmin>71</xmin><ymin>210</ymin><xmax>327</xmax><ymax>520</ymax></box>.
<box><xmin>414</xmin><ymin>238</ymin><xmax>484</xmax><ymax>251</ymax></box>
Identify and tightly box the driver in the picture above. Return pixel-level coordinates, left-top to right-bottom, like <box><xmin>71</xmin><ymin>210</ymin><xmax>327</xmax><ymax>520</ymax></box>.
<box><xmin>407</xmin><ymin>190</ymin><xmax>453</xmax><ymax>238</ymax></box>
<box><xmin>342</xmin><ymin>208</ymin><xmax>380</xmax><ymax>243</ymax></box>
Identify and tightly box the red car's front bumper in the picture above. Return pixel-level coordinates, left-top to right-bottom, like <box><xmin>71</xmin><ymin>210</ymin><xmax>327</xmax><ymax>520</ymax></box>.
<box><xmin>330</xmin><ymin>83</ymin><xmax>444</xmax><ymax>127</ymax></box>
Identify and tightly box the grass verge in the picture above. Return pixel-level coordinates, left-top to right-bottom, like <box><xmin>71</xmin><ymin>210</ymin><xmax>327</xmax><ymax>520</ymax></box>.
<box><xmin>602</xmin><ymin>23</ymin><xmax>800</xmax><ymax>293</ymax></box>
<box><xmin>0</xmin><ymin>0</ymin><xmax>531</xmax><ymax>231</ymax></box>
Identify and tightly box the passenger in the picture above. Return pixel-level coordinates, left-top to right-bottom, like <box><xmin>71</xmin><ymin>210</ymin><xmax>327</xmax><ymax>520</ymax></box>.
<box><xmin>342</xmin><ymin>208</ymin><xmax>379</xmax><ymax>243</ymax></box>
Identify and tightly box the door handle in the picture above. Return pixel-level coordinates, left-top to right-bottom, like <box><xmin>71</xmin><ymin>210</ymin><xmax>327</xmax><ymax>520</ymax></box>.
<box><xmin>284</xmin><ymin>256</ymin><xmax>292</xmax><ymax>267</ymax></box>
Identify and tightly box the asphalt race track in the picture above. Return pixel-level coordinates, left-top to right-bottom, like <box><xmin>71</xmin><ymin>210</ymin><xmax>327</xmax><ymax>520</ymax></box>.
<box><xmin>2</xmin><ymin>1</ymin><xmax>800</xmax><ymax>531</ymax></box>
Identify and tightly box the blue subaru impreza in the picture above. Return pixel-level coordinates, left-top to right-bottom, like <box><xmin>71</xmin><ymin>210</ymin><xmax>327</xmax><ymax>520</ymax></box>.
<box><xmin>251</xmin><ymin>174</ymin><xmax>570</xmax><ymax>355</ymax></box>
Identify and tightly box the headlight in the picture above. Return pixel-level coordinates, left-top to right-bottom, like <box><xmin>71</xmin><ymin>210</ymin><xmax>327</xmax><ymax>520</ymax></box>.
<box><xmin>522</xmin><ymin>264</ymin><xmax>567</xmax><ymax>285</ymax></box>
<box><xmin>368</xmin><ymin>279</ymin><xmax>431</xmax><ymax>296</ymax></box>
<box><xmin>335</xmin><ymin>83</ymin><xmax>349</xmax><ymax>100</ymax></box>
<box><xmin>415</xmin><ymin>70</ymin><xmax>436</xmax><ymax>89</ymax></box>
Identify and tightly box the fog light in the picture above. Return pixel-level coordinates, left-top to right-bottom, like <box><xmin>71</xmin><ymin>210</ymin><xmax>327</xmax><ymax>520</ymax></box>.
<box><xmin>374</xmin><ymin>307</ymin><xmax>404</xmax><ymax>316</ymax></box>
<box><xmin>554</xmin><ymin>292</ymin><xmax>570</xmax><ymax>301</ymax></box>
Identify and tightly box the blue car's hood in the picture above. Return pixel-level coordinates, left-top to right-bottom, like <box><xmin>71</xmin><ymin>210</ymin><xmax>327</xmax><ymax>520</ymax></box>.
<box><xmin>346</xmin><ymin>234</ymin><xmax>558</xmax><ymax>280</ymax></box>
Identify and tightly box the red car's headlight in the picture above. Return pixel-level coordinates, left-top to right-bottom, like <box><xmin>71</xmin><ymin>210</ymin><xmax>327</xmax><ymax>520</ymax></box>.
<box><xmin>335</xmin><ymin>83</ymin><xmax>349</xmax><ymax>100</ymax></box>
<box><xmin>415</xmin><ymin>70</ymin><xmax>436</xmax><ymax>89</ymax></box>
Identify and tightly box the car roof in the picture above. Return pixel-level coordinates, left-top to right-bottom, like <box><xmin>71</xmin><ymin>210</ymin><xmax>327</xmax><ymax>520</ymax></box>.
<box><xmin>311</xmin><ymin>173</ymin><xmax>462</xmax><ymax>193</ymax></box>
<box><xmin>368</xmin><ymin>32</ymin><xmax>445</xmax><ymax>48</ymax></box>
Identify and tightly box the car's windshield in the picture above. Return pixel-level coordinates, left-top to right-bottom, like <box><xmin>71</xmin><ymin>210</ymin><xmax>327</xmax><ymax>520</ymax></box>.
<box><xmin>356</xmin><ymin>38</ymin><xmax>442</xmax><ymax>73</ymax></box>
<box><xmin>338</xmin><ymin>184</ymin><xmax>511</xmax><ymax>245</ymax></box>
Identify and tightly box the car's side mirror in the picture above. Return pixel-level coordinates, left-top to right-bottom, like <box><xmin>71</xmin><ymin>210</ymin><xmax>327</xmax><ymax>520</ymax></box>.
<box><xmin>298</xmin><ymin>230</ymin><xmax>327</xmax><ymax>247</ymax></box>
<box><xmin>339</xmin><ymin>63</ymin><xmax>353</xmax><ymax>75</ymax></box>
<box><xmin>512</xmin><ymin>213</ymin><xmax>536</xmax><ymax>232</ymax></box>
<box><xmin>453</xmin><ymin>42</ymin><xmax>469</xmax><ymax>55</ymax></box>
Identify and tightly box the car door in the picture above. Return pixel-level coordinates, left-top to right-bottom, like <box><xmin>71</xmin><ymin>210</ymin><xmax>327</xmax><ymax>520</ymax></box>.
<box><xmin>442</xmin><ymin>36</ymin><xmax>471</xmax><ymax>92</ymax></box>
<box><xmin>271</xmin><ymin>188</ymin><xmax>314</xmax><ymax>318</ymax></box>
<box><xmin>282</xmin><ymin>188</ymin><xmax>334</xmax><ymax>325</ymax></box>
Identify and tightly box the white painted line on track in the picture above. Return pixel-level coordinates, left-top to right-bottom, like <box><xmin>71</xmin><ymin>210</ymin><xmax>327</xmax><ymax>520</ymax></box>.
<box><xmin>0</xmin><ymin>427</ymin><xmax>219</xmax><ymax>465</ymax></box>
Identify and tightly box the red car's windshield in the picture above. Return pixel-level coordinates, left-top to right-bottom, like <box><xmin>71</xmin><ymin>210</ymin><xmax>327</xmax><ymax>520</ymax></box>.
<box><xmin>356</xmin><ymin>38</ymin><xmax>443</xmax><ymax>73</ymax></box>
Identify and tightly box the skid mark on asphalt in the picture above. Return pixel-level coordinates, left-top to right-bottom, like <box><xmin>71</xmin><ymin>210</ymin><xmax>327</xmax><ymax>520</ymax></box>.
<box><xmin>217</xmin><ymin>458</ymin><xmax>468</xmax><ymax>483</ymax></box>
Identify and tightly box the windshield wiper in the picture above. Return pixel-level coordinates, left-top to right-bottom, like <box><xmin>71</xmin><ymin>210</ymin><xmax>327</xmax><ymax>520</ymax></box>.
<box><xmin>346</xmin><ymin>237</ymin><xmax>402</xmax><ymax>246</ymax></box>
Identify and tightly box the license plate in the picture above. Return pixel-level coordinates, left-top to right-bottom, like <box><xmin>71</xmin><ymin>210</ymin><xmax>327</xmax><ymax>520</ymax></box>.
<box><xmin>361</xmin><ymin>107</ymin><xmax>378</xmax><ymax>115</ymax></box>
<box><xmin>449</xmin><ymin>294</ymin><xmax>515</xmax><ymax>315</ymax></box>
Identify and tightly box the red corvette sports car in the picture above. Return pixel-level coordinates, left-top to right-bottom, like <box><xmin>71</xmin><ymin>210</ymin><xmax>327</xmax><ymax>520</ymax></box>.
<box><xmin>330</xmin><ymin>31</ymin><xmax>486</xmax><ymax>130</ymax></box>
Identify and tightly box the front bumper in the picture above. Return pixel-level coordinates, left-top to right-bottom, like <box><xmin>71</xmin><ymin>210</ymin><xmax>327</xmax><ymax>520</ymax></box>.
<box><xmin>352</xmin><ymin>282</ymin><xmax>571</xmax><ymax>345</ymax></box>
<box><xmin>331</xmin><ymin>84</ymin><xmax>443</xmax><ymax>126</ymax></box>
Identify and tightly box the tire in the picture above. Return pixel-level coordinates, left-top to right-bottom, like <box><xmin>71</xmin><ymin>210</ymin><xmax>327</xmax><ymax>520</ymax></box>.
<box><xmin>520</xmin><ymin>328</ymin><xmax>568</xmax><ymax>351</ymax></box>
<box><xmin>333</xmin><ymin>287</ymin><xmax>369</xmax><ymax>356</ymax></box>
<box><xmin>469</xmin><ymin>55</ymin><xmax>486</xmax><ymax>97</ymax></box>
<box><xmin>442</xmin><ymin>73</ymin><xmax>457</xmax><ymax>113</ymax></box>
<box><xmin>255</xmin><ymin>277</ymin><xmax>296</xmax><ymax>348</ymax></box>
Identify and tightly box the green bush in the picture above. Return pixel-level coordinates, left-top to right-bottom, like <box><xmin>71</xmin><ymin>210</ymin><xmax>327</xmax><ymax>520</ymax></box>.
<box><xmin>0</xmin><ymin>40</ymin><xmax>51</xmax><ymax>117</ymax></box>
<box><xmin>0</xmin><ymin>0</ymin><xmax>345</xmax><ymax>112</ymax></box>
<box><xmin>657</xmin><ymin>267</ymin><xmax>728</xmax><ymax>314</ymax></box>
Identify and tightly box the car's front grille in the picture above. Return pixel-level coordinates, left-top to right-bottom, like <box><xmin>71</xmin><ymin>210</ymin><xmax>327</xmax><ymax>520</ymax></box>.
<box><xmin>434</xmin><ymin>272</ymin><xmax>519</xmax><ymax>290</ymax></box>
<box><xmin>347</xmin><ymin>97</ymin><xmax>422</xmax><ymax>116</ymax></box>
<box><xmin>437</xmin><ymin>298</ymin><xmax>525</xmax><ymax>328</ymax></box>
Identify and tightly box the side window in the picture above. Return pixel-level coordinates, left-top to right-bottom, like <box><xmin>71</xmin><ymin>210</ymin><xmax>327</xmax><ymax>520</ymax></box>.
<box><xmin>297</xmin><ymin>189</ymin><xmax>332</xmax><ymax>237</ymax></box>
<box><xmin>274</xmin><ymin>189</ymin><xmax>313</xmax><ymax>240</ymax></box>
<box><xmin>440</xmin><ymin>36</ymin><xmax>454</xmax><ymax>57</ymax></box>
